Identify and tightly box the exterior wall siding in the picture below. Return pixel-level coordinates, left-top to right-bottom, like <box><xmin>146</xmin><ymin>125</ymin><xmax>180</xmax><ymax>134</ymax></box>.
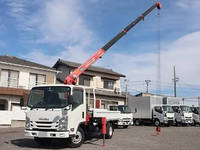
<box><xmin>0</xmin><ymin>63</ymin><xmax>56</xmax><ymax>89</ymax></box>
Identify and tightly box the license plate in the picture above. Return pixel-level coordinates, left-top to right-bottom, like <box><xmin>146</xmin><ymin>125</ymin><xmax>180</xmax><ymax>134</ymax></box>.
<box><xmin>38</xmin><ymin>132</ymin><xmax>47</xmax><ymax>137</ymax></box>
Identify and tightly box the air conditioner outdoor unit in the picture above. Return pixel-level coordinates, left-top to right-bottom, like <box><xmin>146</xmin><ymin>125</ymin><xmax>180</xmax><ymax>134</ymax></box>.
<box><xmin>114</xmin><ymin>88</ymin><xmax>121</xmax><ymax>94</ymax></box>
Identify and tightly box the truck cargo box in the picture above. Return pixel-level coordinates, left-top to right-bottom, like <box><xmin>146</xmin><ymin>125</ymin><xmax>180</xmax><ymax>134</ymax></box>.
<box><xmin>163</xmin><ymin>97</ymin><xmax>181</xmax><ymax>105</ymax></box>
<box><xmin>128</xmin><ymin>96</ymin><xmax>162</xmax><ymax>119</ymax></box>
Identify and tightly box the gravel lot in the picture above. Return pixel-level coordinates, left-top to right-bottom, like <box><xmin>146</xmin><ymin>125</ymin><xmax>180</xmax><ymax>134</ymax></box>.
<box><xmin>0</xmin><ymin>126</ymin><xmax>200</xmax><ymax>150</ymax></box>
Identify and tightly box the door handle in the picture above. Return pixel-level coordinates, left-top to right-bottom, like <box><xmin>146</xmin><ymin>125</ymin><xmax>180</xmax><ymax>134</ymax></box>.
<box><xmin>82</xmin><ymin>112</ymin><xmax>84</xmax><ymax>118</ymax></box>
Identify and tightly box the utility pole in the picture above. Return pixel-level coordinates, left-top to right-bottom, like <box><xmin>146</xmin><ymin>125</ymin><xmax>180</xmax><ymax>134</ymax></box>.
<box><xmin>173</xmin><ymin>66</ymin><xmax>179</xmax><ymax>97</ymax></box>
<box><xmin>182</xmin><ymin>98</ymin><xmax>184</xmax><ymax>105</ymax></box>
<box><xmin>145</xmin><ymin>80</ymin><xmax>151</xmax><ymax>93</ymax></box>
<box><xmin>124</xmin><ymin>79</ymin><xmax>128</xmax><ymax>105</ymax></box>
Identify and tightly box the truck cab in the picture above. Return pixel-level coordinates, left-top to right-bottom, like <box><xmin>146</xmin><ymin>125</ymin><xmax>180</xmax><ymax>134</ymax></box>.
<box><xmin>153</xmin><ymin>105</ymin><xmax>175</xmax><ymax>126</ymax></box>
<box><xmin>172</xmin><ymin>105</ymin><xmax>193</xmax><ymax>125</ymax></box>
<box><xmin>109</xmin><ymin>105</ymin><xmax>133</xmax><ymax>128</ymax></box>
<box><xmin>190</xmin><ymin>106</ymin><xmax>200</xmax><ymax>125</ymax></box>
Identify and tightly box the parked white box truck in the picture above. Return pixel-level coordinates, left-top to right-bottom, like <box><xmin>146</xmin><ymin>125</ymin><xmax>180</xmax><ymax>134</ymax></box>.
<box><xmin>128</xmin><ymin>96</ymin><xmax>175</xmax><ymax>126</ymax></box>
<box><xmin>24</xmin><ymin>85</ymin><xmax>121</xmax><ymax>147</ymax></box>
<box><xmin>172</xmin><ymin>105</ymin><xmax>193</xmax><ymax>125</ymax></box>
<box><xmin>109</xmin><ymin>105</ymin><xmax>133</xmax><ymax>128</ymax></box>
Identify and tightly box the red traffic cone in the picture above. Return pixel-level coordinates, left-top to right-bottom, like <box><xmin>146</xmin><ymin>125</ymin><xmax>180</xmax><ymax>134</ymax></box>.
<box><xmin>156</xmin><ymin>126</ymin><xmax>161</xmax><ymax>135</ymax></box>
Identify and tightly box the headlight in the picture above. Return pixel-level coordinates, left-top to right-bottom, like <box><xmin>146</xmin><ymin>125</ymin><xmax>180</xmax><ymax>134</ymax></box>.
<box><xmin>25</xmin><ymin>117</ymin><xmax>30</xmax><ymax>129</ymax></box>
<box><xmin>119</xmin><ymin>119</ymin><xmax>123</xmax><ymax>122</ymax></box>
<box><xmin>58</xmin><ymin>117</ymin><xmax>68</xmax><ymax>131</ymax></box>
<box><xmin>164</xmin><ymin>117</ymin><xmax>168</xmax><ymax>120</ymax></box>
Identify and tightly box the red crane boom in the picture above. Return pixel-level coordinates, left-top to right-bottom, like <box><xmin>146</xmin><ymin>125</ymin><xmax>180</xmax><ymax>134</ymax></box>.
<box><xmin>65</xmin><ymin>2</ymin><xmax>162</xmax><ymax>85</ymax></box>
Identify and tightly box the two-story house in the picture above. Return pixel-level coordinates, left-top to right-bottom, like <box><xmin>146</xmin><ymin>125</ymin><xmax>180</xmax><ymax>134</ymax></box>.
<box><xmin>0</xmin><ymin>55</ymin><xmax>57</xmax><ymax>111</ymax></box>
<box><xmin>53</xmin><ymin>59</ymin><xmax>126</xmax><ymax>109</ymax></box>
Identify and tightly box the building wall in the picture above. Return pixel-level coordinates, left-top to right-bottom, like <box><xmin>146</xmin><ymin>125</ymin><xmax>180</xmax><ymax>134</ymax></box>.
<box><xmin>55</xmin><ymin>64</ymin><xmax>125</xmax><ymax>107</ymax></box>
<box><xmin>0</xmin><ymin>95</ymin><xmax>21</xmax><ymax>111</ymax></box>
<box><xmin>0</xmin><ymin>110</ymin><xmax>25</xmax><ymax>125</ymax></box>
<box><xmin>0</xmin><ymin>62</ymin><xmax>57</xmax><ymax>112</ymax></box>
<box><xmin>0</xmin><ymin>63</ymin><xmax>56</xmax><ymax>89</ymax></box>
<box><xmin>78</xmin><ymin>73</ymin><xmax>121</xmax><ymax>91</ymax></box>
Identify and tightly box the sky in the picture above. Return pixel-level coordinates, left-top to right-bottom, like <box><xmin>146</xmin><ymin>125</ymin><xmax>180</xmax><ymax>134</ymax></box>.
<box><xmin>0</xmin><ymin>0</ymin><xmax>200</xmax><ymax>99</ymax></box>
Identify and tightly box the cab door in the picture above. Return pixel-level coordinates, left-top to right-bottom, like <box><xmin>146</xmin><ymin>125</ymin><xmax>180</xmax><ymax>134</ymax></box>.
<box><xmin>68</xmin><ymin>88</ymin><xmax>86</xmax><ymax>135</ymax></box>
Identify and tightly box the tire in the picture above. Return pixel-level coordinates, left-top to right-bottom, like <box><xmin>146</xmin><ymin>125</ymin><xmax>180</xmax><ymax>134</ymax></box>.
<box><xmin>154</xmin><ymin>119</ymin><xmax>160</xmax><ymax>126</ymax></box>
<box><xmin>134</xmin><ymin>119</ymin><xmax>140</xmax><ymax>126</ymax></box>
<box><xmin>68</xmin><ymin>127</ymin><xmax>85</xmax><ymax>148</ymax></box>
<box><xmin>192</xmin><ymin>120</ymin><xmax>196</xmax><ymax>126</ymax></box>
<box><xmin>123</xmin><ymin>125</ymin><xmax>128</xmax><ymax>129</ymax></box>
<box><xmin>105</xmin><ymin>123</ymin><xmax>114</xmax><ymax>139</ymax></box>
<box><xmin>34</xmin><ymin>137</ymin><xmax>52</xmax><ymax>145</ymax></box>
<box><xmin>175</xmin><ymin>119</ymin><xmax>180</xmax><ymax>126</ymax></box>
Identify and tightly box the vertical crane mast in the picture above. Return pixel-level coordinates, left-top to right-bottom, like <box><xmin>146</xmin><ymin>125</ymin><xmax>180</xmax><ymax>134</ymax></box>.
<box><xmin>65</xmin><ymin>2</ymin><xmax>162</xmax><ymax>85</ymax></box>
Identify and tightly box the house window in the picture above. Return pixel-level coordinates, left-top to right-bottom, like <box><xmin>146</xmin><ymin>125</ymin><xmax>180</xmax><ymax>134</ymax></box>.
<box><xmin>0</xmin><ymin>69</ymin><xmax>19</xmax><ymax>88</ymax></box>
<box><xmin>0</xmin><ymin>100</ymin><xmax>8</xmax><ymax>110</ymax></box>
<box><xmin>103</xmin><ymin>79</ymin><xmax>114</xmax><ymax>90</ymax></box>
<box><xmin>79</xmin><ymin>75</ymin><xmax>91</xmax><ymax>86</ymax></box>
<box><xmin>29</xmin><ymin>73</ymin><xmax>46</xmax><ymax>88</ymax></box>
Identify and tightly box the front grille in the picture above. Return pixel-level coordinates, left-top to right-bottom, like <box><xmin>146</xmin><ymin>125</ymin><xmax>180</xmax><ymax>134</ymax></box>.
<box><xmin>168</xmin><ymin>117</ymin><xmax>173</xmax><ymax>120</ymax></box>
<box><xmin>185</xmin><ymin>117</ymin><xmax>192</xmax><ymax>119</ymax></box>
<box><xmin>32</xmin><ymin>128</ymin><xmax>57</xmax><ymax>132</ymax></box>
<box><xmin>37</xmin><ymin>125</ymin><xmax>52</xmax><ymax>128</ymax></box>
<box><xmin>36</xmin><ymin>121</ymin><xmax>53</xmax><ymax>124</ymax></box>
<box><xmin>31</xmin><ymin>121</ymin><xmax>59</xmax><ymax>130</ymax></box>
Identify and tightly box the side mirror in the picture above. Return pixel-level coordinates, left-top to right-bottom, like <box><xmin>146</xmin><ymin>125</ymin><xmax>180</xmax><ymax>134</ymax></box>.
<box><xmin>134</xmin><ymin>108</ymin><xmax>137</xmax><ymax>113</ymax></box>
<box><xmin>68</xmin><ymin>95</ymin><xmax>73</xmax><ymax>105</ymax></box>
<box><xmin>20</xmin><ymin>98</ymin><xmax>24</xmax><ymax>107</ymax></box>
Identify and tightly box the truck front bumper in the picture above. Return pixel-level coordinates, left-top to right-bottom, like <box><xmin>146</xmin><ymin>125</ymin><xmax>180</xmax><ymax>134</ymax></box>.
<box><xmin>25</xmin><ymin>130</ymin><xmax>70</xmax><ymax>138</ymax></box>
<box><xmin>118</xmin><ymin>121</ymin><xmax>133</xmax><ymax>126</ymax></box>
<box><xmin>181</xmin><ymin>119</ymin><xmax>193</xmax><ymax>124</ymax></box>
<box><xmin>162</xmin><ymin>119</ymin><xmax>175</xmax><ymax>125</ymax></box>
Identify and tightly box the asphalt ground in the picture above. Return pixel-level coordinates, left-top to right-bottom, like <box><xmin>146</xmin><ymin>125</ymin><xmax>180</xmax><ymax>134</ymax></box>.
<box><xmin>0</xmin><ymin>126</ymin><xmax>200</xmax><ymax>150</ymax></box>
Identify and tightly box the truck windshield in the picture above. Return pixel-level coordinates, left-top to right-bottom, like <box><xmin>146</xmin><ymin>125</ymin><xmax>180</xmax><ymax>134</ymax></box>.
<box><xmin>180</xmin><ymin>106</ymin><xmax>192</xmax><ymax>112</ymax></box>
<box><xmin>162</xmin><ymin>106</ymin><xmax>174</xmax><ymax>113</ymax></box>
<box><xmin>27</xmin><ymin>86</ymin><xmax>71</xmax><ymax>109</ymax></box>
<box><xmin>118</xmin><ymin>106</ymin><xmax>132</xmax><ymax>113</ymax></box>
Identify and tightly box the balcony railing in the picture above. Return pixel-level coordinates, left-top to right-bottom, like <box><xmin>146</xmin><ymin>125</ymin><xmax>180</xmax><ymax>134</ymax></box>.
<box><xmin>0</xmin><ymin>79</ymin><xmax>46</xmax><ymax>90</ymax></box>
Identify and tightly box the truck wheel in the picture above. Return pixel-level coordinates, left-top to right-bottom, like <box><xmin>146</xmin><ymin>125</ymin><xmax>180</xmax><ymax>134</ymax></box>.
<box><xmin>68</xmin><ymin>127</ymin><xmax>85</xmax><ymax>148</ymax></box>
<box><xmin>105</xmin><ymin>123</ymin><xmax>114</xmax><ymax>139</ymax></box>
<box><xmin>134</xmin><ymin>119</ymin><xmax>140</xmax><ymax>126</ymax></box>
<box><xmin>34</xmin><ymin>137</ymin><xmax>52</xmax><ymax>145</ymax></box>
<box><xmin>123</xmin><ymin>125</ymin><xmax>128</xmax><ymax>129</ymax></box>
<box><xmin>175</xmin><ymin>119</ymin><xmax>180</xmax><ymax>126</ymax></box>
<box><xmin>154</xmin><ymin>119</ymin><xmax>160</xmax><ymax>126</ymax></box>
<box><xmin>192</xmin><ymin>120</ymin><xmax>196</xmax><ymax>126</ymax></box>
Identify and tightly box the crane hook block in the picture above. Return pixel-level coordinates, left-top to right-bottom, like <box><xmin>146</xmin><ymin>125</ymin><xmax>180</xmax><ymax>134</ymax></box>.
<box><xmin>156</xmin><ymin>2</ymin><xmax>162</xmax><ymax>9</ymax></box>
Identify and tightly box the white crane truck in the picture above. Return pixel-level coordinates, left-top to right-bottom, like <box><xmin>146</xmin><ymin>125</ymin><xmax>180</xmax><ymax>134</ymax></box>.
<box><xmin>24</xmin><ymin>85</ymin><xmax>120</xmax><ymax>147</ymax></box>
<box><xmin>23</xmin><ymin>2</ymin><xmax>161</xmax><ymax>147</ymax></box>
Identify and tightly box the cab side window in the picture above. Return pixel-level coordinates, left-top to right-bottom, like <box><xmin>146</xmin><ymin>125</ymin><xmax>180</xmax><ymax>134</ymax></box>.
<box><xmin>172</xmin><ymin>106</ymin><xmax>179</xmax><ymax>113</ymax></box>
<box><xmin>155</xmin><ymin>106</ymin><xmax>162</xmax><ymax>113</ymax></box>
<box><xmin>72</xmin><ymin>88</ymin><xmax>83</xmax><ymax>109</ymax></box>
